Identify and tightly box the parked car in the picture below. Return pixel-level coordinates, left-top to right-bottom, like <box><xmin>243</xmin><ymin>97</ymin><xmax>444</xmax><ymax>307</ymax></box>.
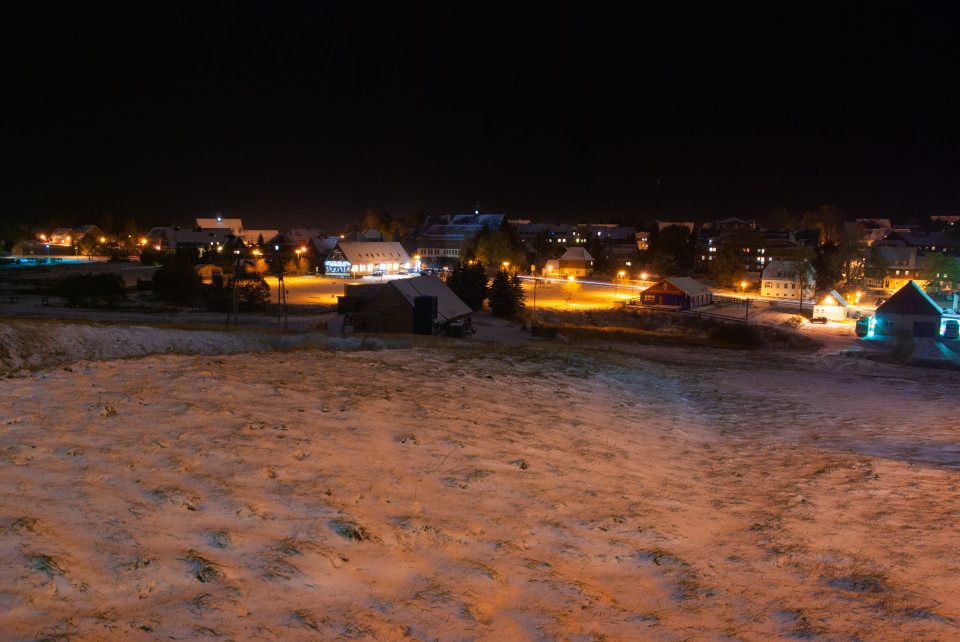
<box><xmin>810</xmin><ymin>317</ymin><xmax>829</xmax><ymax>324</ymax></box>
<box><xmin>855</xmin><ymin>316</ymin><xmax>872</xmax><ymax>337</ymax></box>
<box><xmin>944</xmin><ymin>319</ymin><xmax>959</xmax><ymax>340</ymax></box>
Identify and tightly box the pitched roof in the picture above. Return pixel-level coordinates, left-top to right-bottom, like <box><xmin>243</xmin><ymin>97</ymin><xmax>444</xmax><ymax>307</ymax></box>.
<box><xmin>196</xmin><ymin>218</ymin><xmax>243</xmax><ymax>233</ymax></box>
<box><xmin>820</xmin><ymin>290</ymin><xmax>849</xmax><ymax>307</ymax></box>
<box><xmin>559</xmin><ymin>247</ymin><xmax>594</xmax><ymax>262</ymax></box>
<box><xmin>876</xmin><ymin>281</ymin><xmax>942</xmax><ymax>316</ymax></box>
<box><xmin>761</xmin><ymin>259</ymin><xmax>814</xmax><ymax>279</ymax></box>
<box><xmin>335</xmin><ymin>241</ymin><xmax>410</xmax><ymax>265</ymax></box>
<box><xmin>419</xmin><ymin>214</ymin><xmax>505</xmax><ymax>238</ymax></box>
<box><xmin>665</xmin><ymin>277</ymin><xmax>711</xmax><ymax>296</ymax></box>
<box><xmin>390</xmin><ymin>275</ymin><xmax>472</xmax><ymax>323</ymax></box>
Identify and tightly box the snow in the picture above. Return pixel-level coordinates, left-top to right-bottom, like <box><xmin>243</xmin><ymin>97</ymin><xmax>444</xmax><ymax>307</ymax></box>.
<box><xmin>1</xmin><ymin>320</ymin><xmax>959</xmax><ymax>639</ymax></box>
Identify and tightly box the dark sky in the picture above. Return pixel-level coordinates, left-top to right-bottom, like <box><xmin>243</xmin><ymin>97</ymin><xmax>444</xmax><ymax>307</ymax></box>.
<box><xmin>4</xmin><ymin>2</ymin><xmax>959</xmax><ymax>231</ymax></box>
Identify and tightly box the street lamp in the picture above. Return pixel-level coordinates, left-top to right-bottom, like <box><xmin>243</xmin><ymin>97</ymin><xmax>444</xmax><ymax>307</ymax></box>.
<box><xmin>296</xmin><ymin>248</ymin><xmax>303</xmax><ymax>277</ymax></box>
<box><xmin>617</xmin><ymin>270</ymin><xmax>626</xmax><ymax>297</ymax></box>
<box><xmin>502</xmin><ymin>261</ymin><xmax>510</xmax><ymax>272</ymax></box>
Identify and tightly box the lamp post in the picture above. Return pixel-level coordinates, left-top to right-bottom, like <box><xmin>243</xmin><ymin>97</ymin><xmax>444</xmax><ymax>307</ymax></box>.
<box><xmin>617</xmin><ymin>270</ymin><xmax>626</xmax><ymax>297</ymax></box>
<box><xmin>296</xmin><ymin>248</ymin><xmax>303</xmax><ymax>277</ymax></box>
<box><xmin>742</xmin><ymin>281</ymin><xmax>750</xmax><ymax>324</ymax></box>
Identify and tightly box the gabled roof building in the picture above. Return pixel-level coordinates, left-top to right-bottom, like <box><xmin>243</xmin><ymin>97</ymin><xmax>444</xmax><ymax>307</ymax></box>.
<box><xmin>324</xmin><ymin>241</ymin><xmax>411</xmax><ymax>277</ymax></box>
<box><xmin>337</xmin><ymin>275</ymin><xmax>472</xmax><ymax>335</ymax></box>
<box><xmin>416</xmin><ymin>213</ymin><xmax>505</xmax><ymax>262</ymax></box>
<box><xmin>873</xmin><ymin>281</ymin><xmax>943</xmax><ymax>337</ymax></box>
<box><xmin>637</xmin><ymin>277</ymin><xmax>713</xmax><ymax>310</ymax></box>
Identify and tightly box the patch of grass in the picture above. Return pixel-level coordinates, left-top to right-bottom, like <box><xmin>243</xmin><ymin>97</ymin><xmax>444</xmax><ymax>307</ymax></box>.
<box><xmin>210</xmin><ymin>530</ymin><xmax>232</xmax><ymax>549</ymax></box>
<box><xmin>11</xmin><ymin>516</ymin><xmax>39</xmax><ymax>535</ymax></box>
<box><xmin>292</xmin><ymin>610</ymin><xmax>326</xmax><ymax>632</ymax></box>
<box><xmin>636</xmin><ymin>548</ymin><xmax>689</xmax><ymax>567</ymax></box>
<box><xmin>829</xmin><ymin>571</ymin><xmax>889</xmax><ymax>593</ymax></box>
<box><xmin>25</xmin><ymin>552</ymin><xmax>66</xmax><ymax>578</ymax></box>
<box><xmin>330</xmin><ymin>519</ymin><xmax>372</xmax><ymax>542</ymax></box>
<box><xmin>707</xmin><ymin>323</ymin><xmax>765</xmax><ymax>347</ymax></box>
<box><xmin>184</xmin><ymin>550</ymin><xmax>224</xmax><ymax>583</ymax></box>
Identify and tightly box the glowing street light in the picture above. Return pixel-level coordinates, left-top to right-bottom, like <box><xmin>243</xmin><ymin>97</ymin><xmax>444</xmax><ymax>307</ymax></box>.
<box><xmin>295</xmin><ymin>248</ymin><xmax>304</xmax><ymax>277</ymax></box>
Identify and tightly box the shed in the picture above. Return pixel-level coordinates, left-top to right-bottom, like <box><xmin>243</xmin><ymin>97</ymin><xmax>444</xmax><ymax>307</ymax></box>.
<box><xmin>337</xmin><ymin>275</ymin><xmax>471</xmax><ymax>335</ymax></box>
<box><xmin>813</xmin><ymin>290</ymin><xmax>849</xmax><ymax>321</ymax></box>
<box><xmin>874</xmin><ymin>281</ymin><xmax>942</xmax><ymax>337</ymax></box>
<box><xmin>637</xmin><ymin>277</ymin><xmax>713</xmax><ymax>310</ymax></box>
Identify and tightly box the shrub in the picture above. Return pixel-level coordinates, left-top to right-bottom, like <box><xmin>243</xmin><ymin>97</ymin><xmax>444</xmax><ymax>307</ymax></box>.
<box><xmin>489</xmin><ymin>270</ymin><xmax>521</xmax><ymax>317</ymax></box>
<box><xmin>707</xmin><ymin>323</ymin><xmax>764</xmax><ymax>347</ymax></box>
<box><xmin>447</xmin><ymin>263</ymin><xmax>489</xmax><ymax>311</ymax></box>
<box><xmin>56</xmin><ymin>272</ymin><xmax>126</xmax><ymax>307</ymax></box>
<box><xmin>891</xmin><ymin>329</ymin><xmax>915</xmax><ymax>364</ymax></box>
<box><xmin>153</xmin><ymin>258</ymin><xmax>202</xmax><ymax>306</ymax></box>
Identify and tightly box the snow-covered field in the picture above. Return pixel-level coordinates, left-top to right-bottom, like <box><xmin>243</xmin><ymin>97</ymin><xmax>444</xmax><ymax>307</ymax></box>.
<box><xmin>1</xmin><ymin>320</ymin><xmax>959</xmax><ymax>639</ymax></box>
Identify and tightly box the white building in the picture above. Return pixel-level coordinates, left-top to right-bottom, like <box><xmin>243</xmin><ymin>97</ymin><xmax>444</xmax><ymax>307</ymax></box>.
<box><xmin>760</xmin><ymin>260</ymin><xmax>814</xmax><ymax>299</ymax></box>
<box><xmin>813</xmin><ymin>290</ymin><xmax>849</xmax><ymax>321</ymax></box>
<box><xmin>324</xmin><ymin>241</ymin><xmax>412</xmax><ymax>277</ymax></box>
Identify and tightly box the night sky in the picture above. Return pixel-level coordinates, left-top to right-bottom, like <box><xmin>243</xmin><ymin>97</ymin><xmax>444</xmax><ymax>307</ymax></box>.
<box><xmin>4</xmin><ymin>3</ymin><xmax>959</xmax><ymax>231</ymax></box>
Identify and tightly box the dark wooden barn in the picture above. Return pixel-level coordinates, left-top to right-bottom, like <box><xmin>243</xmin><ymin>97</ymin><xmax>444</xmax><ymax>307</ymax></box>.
<box><xmin>637</xmin><ymin>277</ymin><xmax>713</xmax><ymax>310</ymax></box>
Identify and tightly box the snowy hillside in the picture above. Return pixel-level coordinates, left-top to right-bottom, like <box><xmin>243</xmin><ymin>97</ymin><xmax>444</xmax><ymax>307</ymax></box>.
<box><xmin>1</xmin><ymin>321</ymin><xmax>958</xmax><ymax>639</ymax></box>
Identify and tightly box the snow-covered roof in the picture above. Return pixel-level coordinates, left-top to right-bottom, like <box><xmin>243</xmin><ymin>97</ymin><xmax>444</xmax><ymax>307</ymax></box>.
<box><xmin>335</xmin><ymin>241</ymin><xmax>410</xmax><ymax>265</ymax></box>
<box><xmin>821</xmin><ymin>289</ymin><xmax>849</xmax><ymax>307</ymax></box>
<box><xmin>196</xmin><ymin>218</ymin><xmax>243</xmax><ymax>234</ymax></box>
<box><xmin>390</xmin><ymin>275</ymin><xmax>471</xmax><ymax>323</ymax></box>
<box><xmin>665</xmin><ymin>277</ymin><xmax>711</xmax><ymax>296</ymax></box>
<box><xmin>241</xmin><ymin>229</ymin><xmax>279</xmax><ymax>244</ymax></box>
<box><xmin>419</xmin><ymin>214</ymin><xmax>505</xmax><ymax>238</ymax></box>
<box><xmin>168</xmin><ymin>230</ymin><xmax>235</xmax><ymax>248</ymax></box>
<box><xmin>559</xmin><ymin>247</ymin><xmax>594</xmax><ymax>262</ymax></box>
<box><xmin>761</xmin><ymin>260</ymin><xmax>813</xmax><ymax>279</ymax></box>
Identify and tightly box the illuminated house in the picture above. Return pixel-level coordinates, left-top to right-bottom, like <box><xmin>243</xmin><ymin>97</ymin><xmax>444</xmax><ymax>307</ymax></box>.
<box><xmin>48</xmin><ymin>228</ymin><xmax>75</xmax><ymax>245</ymax></box>
<box><xmin>637</xmin><ymin>277</ymin><xmax>713</xmax><ymax>310</ymax></box>
<box><xmin>812</xmin><ymin>290</ymin><xmax>849</xmax><ymax>322</ymax></box>
<box><xmin>557</xmin><ymin>247</ymin><xmax>595</xmax><ymax>277</ymax></box>
<box><xmin>760</xmin><ymin>260</ymin><xmax>814</xmax><ymax>299</ymax></box>
<box><xmin>873</xmin><ymin>281</ymin><xmax>943</xmax><ymax>338</ymax></box>
<box><xmin>324</xmin><ymin>241</ymin><xmax>411</xmax><ymax>277</ymax></box>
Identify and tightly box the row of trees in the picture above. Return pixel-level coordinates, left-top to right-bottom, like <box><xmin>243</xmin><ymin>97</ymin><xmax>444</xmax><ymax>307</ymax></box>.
<box><xmin>152</xmin><ymin>253</ymin><xmax>270</xmax><ymax>311</ymax></box>
<box><xmin>446</xmin><ymin>263</ymin><xmax>525</xmax><ymax>318</ymax></box>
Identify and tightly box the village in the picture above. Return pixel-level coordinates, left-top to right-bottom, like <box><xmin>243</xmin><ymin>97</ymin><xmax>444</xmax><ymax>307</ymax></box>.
<box><xmin>2</xmin><ymin>211</ymin><xmax>958</xmax><ymax>366</ymax></box>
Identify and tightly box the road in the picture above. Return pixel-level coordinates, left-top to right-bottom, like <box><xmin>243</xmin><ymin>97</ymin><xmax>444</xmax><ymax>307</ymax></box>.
<box><xmin>268</xmin><ymin>274</ymin><xmax>881</xmax><ymax>318</ymax></box>
<box><xmin>266</xmin><ymin>274</ymin><xmax>647</xmax><ymax>309</ymax></box>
